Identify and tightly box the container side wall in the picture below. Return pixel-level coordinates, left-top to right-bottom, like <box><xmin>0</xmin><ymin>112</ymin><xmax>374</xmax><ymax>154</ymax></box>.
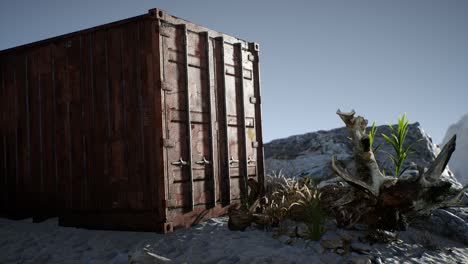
<box><xmin>0</xmin><ymin>60</ymin><xmax>4</xmax><ymax>212</ymax></box>
<box><xmin>60</xmin><ymin>18</ymin><xmax>163</xmax><ymax>230</ymax></box>
<box><xmin>0</xmin><ymin>55</ymin><xmax>20</xmax><ymax>215</ymax></box>
<box><xmin>0</xmin><ymin>57</ymin><xmax>7</xmax><ymax>213</ymax></box>
<box><xmin>54</xmin><ymin>38</ymin><xmax>73</xmax><ymax>212</ymax></box>
<box><xmin>0</xmin><ymin>17</ymin><xmax>163</xmax><ymax>231</ymax></box>
<box><xmin>15</xmin><ymin>55</ymin><xmax>30</xmax><ymax>217</ymax></box>
<box><xmin>21</xmin><ymin>45</ymin><xmax>56</xmax><ymax>220</ymax></box>
<box><xmin>37</xmin><ymin>44</ymin><xmax>55</xmax><ymax>219</ymax></box>
<box><xmin>141</xmin><ymin>19</ymin><xmax>160</xmax><ymax>214</ymax></box>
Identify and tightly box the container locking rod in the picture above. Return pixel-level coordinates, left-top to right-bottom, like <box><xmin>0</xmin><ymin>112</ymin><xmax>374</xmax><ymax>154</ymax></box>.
<box><xmin>195</xmin><ymin>156</ymin><xmax>211</xmax><ymax>166</ymax></box>
<box><xmin>171</xmin><ymin>157</ymin><xmax>189</xmax><ymax>167</ymax></box>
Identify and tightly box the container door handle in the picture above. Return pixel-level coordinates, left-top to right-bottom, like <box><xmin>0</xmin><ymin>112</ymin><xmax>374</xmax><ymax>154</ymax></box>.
<box><xmin>229</xmin><ymin>157</ymin><xmax>239</xmax><ymax>166</ymax></box>
<box><xmin>247</xmin><ymin>156</ymin><xmax>256</xmax><ymax>165</ymax></box>
<box><xmin>195</xmin><ymin>156</ymin><xmax>211</xmax><ymax>166</ymax></box>
<box><xmin>171</xmin><ymin>157</ymin><xmax>189</xmax><ymax>167</ymax></box>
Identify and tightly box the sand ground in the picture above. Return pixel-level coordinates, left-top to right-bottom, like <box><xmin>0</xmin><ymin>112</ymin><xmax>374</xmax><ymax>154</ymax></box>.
<box><xmin>1</xmin><ymin>217</ymin><xmax>467</xmax><ymax>264</ymax></box>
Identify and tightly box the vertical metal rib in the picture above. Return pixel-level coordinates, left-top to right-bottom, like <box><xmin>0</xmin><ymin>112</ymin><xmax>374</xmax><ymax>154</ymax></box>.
<box><xmin>249</xmin><ymin>43</ymin><xmax>265</xmax><ymax>187</ymax></box>
<box><xmin>12</xmin><ymin>67</ymin><xmax>18</xmax><ymax>206</ymax></box>
<box><xmin>202</xmin><ymin>32</ymin><xmax>216</xmax><ymax>207</ymax></box>
<box><xmin>86</xmin><ymin>33</ymin><xmax>96</xmax><ymax>206</ymax></box>
<box><xmin>181</xmin><ymin>24</ymin><xmax>194</xmax><ymax>210</ymax></box>
<box><xmin>88</xmin><ymin>32</ymin><xmax>95</xmax><ymax>208</ymax></box>
<box><xmin>3</xmin><ymin>136</ymin><xmax>6</xmax><ymax>205</ymax></box>
<box><xmin>235</xmin><ymin>43</ymin><xmax>249</xmax><ymax>202</ymax></box>
<box><xmin>51</xmin><ymin>44</ymin><xmax>58</xmax><ymax>198</ymax></box>
<box><xmin>38</xmin><ymin>67</ymin><xmax>43</xmax><ymax>194</ymax></box>
<box><xmin>13</xmin><ymin>70</ymin><xmax>18</xmax><ymax>194</ymax></box>
<box><xmin>25</xmin><ymin>55</ymin><xmax>31</xmax><ymax>191</ymax></box>
<box><xmin>216</xmin><ymin>36</ymin><xmax>231</xmax><ymax>206</ymax></box>
<box><xmin>1</xmin><ymin>67</ymin><xmax>6</xmax><ymax>204</ymax></box>
<box><xmin>119</xmin><ymin>30</ymin><xmax>129</xmax><ymax>193</ymax></box>
<box><xmin>79</xmin><ymin>35</ymin><xmax>87</xmax><ymax>209</ymax></box>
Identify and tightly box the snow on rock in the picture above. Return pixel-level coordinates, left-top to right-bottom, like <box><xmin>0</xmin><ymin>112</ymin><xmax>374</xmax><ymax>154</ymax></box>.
<box><xmin>265</xmin><ymin>122</ymin><xmax>461</xmax><ymax>187</ymax></box>
<box><xmin>442</xmin><ymin>113</ymin><xmax>468</xmax><ymax>185</ymax></box>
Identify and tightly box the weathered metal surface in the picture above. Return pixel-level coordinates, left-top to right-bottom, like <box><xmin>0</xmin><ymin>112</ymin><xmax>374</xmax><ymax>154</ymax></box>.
<box><xmin>216</xmin><ymin>36</ymin><xmax>231</xmax><ymax>207</ymax></box>
<box><xmin>0</xmin><ymin>8</ymin><xmax>264</xmax><ymax>232</ymax></box>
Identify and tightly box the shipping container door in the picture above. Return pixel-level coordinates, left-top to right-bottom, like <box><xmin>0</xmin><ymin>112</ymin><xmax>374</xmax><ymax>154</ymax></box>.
<box><xmin>216</xmin><ymin>39</ymin><xmax>261</xmax><ymax>205</ymax></box>
<box><xmin>161</xmin><ymin>23</ymin><xmax>217</xmax><ymax>212</ymax></box>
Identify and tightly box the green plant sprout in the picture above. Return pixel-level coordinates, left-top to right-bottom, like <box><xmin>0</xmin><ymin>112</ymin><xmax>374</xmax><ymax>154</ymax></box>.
<box><xmin>368</xmin><ymin>120</ymin><xmax>382</xmax><ymax>153</ymax></box>
<box><xmin>381</xmin><ymin>113</ymin><xmax>421</xmax><ymax>177</ymax></box>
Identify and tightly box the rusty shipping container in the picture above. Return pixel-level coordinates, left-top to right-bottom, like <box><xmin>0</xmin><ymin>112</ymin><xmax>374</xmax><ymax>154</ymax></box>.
<box><xmin>0</xmin><ymin>8</ymin><xmax>265</xmax><ymax>232</ymax></box>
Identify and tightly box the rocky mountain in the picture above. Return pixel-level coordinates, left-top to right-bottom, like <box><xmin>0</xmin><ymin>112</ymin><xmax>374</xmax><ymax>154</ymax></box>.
<box><xmin>442</xmin><ymin>113</ymin><xmax>468</xmax><ymax>185</ymax></box>
<box><xmin>265</xmin><ymin>122</ymin><xmax>468</xmax><ymax>244</ymax></box>
<box><xmin>265</xmin><ymin>122</ymin><xmax>461</xmax><ymax>187</ymax></box>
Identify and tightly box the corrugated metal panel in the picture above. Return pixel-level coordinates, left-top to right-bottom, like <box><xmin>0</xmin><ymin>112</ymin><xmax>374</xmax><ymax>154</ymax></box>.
<box><xmin>0</xmin><ymin>8</ymin><xmax>265</xmax><ymax>232</ymax></box>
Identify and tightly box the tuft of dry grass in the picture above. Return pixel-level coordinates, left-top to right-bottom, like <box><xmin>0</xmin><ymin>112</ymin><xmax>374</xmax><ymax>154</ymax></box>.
<box><xmin>262</xmin><ymin>172</ymin><xmax>326</xmax><ymax>240</ymax></box>
<box><xmin>262</xmin><ymin>171</ymin><xmax>299</xmax><ymax>226</ymax></box>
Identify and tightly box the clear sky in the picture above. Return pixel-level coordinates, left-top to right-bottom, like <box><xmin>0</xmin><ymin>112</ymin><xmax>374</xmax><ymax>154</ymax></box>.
<box><xmin>1</xmin><ymin>0</ymin><xmax>467</xmax><ymax>144</ymax></box>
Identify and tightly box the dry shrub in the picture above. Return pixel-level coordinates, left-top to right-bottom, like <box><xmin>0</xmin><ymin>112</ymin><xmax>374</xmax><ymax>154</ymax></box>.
<box><xmin>262</xmin><ymin>171</ymin><xmax>326</xmax><ymax>239</ymax></box>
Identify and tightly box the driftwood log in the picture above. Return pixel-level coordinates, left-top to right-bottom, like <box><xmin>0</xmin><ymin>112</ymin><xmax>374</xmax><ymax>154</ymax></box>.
<box><xmin>324</xmin><ymin>110</ymin><xmax>468</xmax><ymax>230</ymax></box>
<box><xmin>228</xmin><ymin>110</ymin><xmax>467</xmax><ymax>232</ymax></box>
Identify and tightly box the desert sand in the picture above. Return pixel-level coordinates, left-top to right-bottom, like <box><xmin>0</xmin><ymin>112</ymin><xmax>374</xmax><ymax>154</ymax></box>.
<box><xmin>1</xmin><ymin>216</ymin><xmax>467</xmax><ymax>264</ymax></box>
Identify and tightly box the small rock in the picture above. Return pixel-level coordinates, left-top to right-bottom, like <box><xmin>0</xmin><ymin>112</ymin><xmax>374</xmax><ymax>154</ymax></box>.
<box><xmin>311</xmin><ymin>242</ymin><xmax>325</xmax><ymax>254</ymax></box>
<box><xmin>278</xmin><ymin>219</ymin><xmax>297</xmax><ymax>237</ymax></box>
<box><xmin>296</xmin><ymin>222</ymin><xmax>310</xmax><ymax>238</ymax></box>
<box><xmin>365</xmin><ymin>229</ymin><xmax>398</xmax><ymax>243</ymax></box>
<box><xmin>349</xmin><ymin>256</ymin><xmax>372</xmax><ymax>264</ymax></box>
<box><xmin>413</xmin><ymin>208</ymin><xmax>468</xmax><ymax>244</ymax></box>
<box><xmin>324</xmin><ymin>218</ymin><xmax>338</xmax><ymax>231</ymax></box>
<box><xmin>337</xmin><ymin>230</ymin><xmax>354</xmax><ymax>243</ymax></box>
<box><xmin>277</xmin><ymin>235</ymin><xmax>291</xmax><ymax>244</ymax></box>
<box><xmin>374</xmin><ymin>256</ymin><xmax>384</xmax><ymax>264</ymax></box>
<box><xmin>290</xmin><ymin>237</ymin><xmax>306</xmax><ymax>247</ymax></box>
<box><xmin>321</xmin><ymin>231</ymin><xmax>344</xmax><ymax>249</ymax></box>
<box><xmin>353</xmin><ymin>224</ymin><xmax>368</xmax><ymax>231</ymax></box>
<box><xmin>320</xmin><ymin>252</ymin><xmax>345</xmax><ymax>264</ymax></box>
<box><xmin>335</xmin><ymin>248</ymin><xmax>346</xmax><ymax>255</ymax></box>
<box><xmin>350</xmin><ymin>242</ymin><xmax>372</xmax><ymax>253</ymax></box>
